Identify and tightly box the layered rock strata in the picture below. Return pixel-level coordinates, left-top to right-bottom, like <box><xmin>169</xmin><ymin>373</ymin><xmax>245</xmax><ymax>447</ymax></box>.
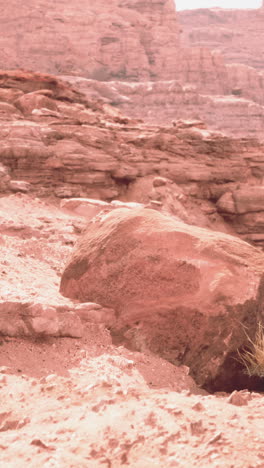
<box><xmin>71</xmin><ymin>77</ymin><xmax>264</xmax><ymax>137</ymax></box>
<box><xmin>179</xmin><ymin>6</ymin><xmax>264</xmax><ymax>72</ymax></box>
<box><xmin>1</xmin><ymin>70</ymin><xmax>264</xmax><ymax>247</ymax></box>
<box><xmin>0</xmin><ymin>0</ymin><xmax>180</xmax><ymax>81</ymax></box>
<box><xmin>1</xmin><ymin>1</ymin><xmax>264</xmax><ymax>136</ymax></box>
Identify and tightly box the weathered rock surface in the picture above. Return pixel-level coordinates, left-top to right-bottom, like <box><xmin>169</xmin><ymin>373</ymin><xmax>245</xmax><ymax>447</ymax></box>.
<box><xmin>77</xmin><ymin>77</ymin><xmax>264</xmax><ymax>137</ymax></box>
<box><xmin>60</xmin><ymin>207</ymin><xmax>264</xmax><ymax>388</ymax></box>
<box><xmin>1</xmin><ymin>69</ymin><xmax>264</xmax><ymax>247</ymax></box>
<box><xmin>0</xmin><ymin>0</ymin><xmax>180</xmax><ymax>81</ymax></box>
<box><xmin>177</xmin><ymin>7</ymin><xmax>264</xmax><ymax>127</ymax></box>
<box><xmin>0</xmin><ymin>191</ymin><xmax>122</xmax><ymax>340</ymax></box>
<box><xmin>1</xmin><ymin>2</ymin><xmax>264</xmax><ymax>136</ymax></box>
<box><xmin>0</xmin><ymin>70</ymin><xmax>84</xmax><ymax>102</ymax></box>
<box><xmin>0</xmin><ymin>301</ymin><xmax>84</xmax><ymax>338</ymax></box>
<box><xmin>179</xmin><ymin>6</ymin><xmax>264</xmax><ymax>72</ymax></box>
<box><xmin>61</xmin><ymin>198</ymin><xmax>143</xmax><ymax>220</ymax></box>
<box><xmin>0</xmin><ymin>299</ymin><xmax>118</xmax><ymax>338</ymax></box>
<box><xmin>217</xmin><ymin>186</ymin><xmax>264</xmax><ymax>245</ymax></box>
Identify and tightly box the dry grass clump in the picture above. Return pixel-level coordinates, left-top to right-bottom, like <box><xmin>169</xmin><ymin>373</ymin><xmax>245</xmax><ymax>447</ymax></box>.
<box><xmin>237</xmin><ymin>322</ymin><xmax>264</xmax><ymax>378</ymax></box>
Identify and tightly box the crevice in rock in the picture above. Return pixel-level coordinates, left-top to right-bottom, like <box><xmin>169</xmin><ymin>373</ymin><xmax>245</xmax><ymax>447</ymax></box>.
<box><xmin>110</xmin><ymin>176</ymin><xmax>133</xmax><ymax>197</ymax></box>
<box><xmin>199</xmin><ymin>350</ymin><xmax>264</xmax><ymax>394</ymax></box>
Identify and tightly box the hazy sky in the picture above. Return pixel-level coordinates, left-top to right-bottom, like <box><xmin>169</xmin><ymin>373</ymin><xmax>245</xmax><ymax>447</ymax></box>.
<box><xmin>177</xmin><ymin>0</ymin><xmax>261</xmax><ymax>10</ymax></box>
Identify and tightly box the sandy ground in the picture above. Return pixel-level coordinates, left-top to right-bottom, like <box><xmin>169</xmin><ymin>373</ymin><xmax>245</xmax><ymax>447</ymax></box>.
<box><xmin>0</xmin><ymin>194</ymin><xmax>264</xmax><ymax>468</ymax></box>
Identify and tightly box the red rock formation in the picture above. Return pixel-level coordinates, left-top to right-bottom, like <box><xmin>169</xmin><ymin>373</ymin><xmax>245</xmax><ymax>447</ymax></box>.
<box><xmin>1</xmin><ymin>1</ymin><xmax>264</xmax><ymax>136</ymax></box>
<box><xmin>71</xmin><ymin>77</ymin><xmax>264</xmax><ymax>138</ymax></box>
<box><xmin>178</xmin><ymin>8</ymin><xmax>264</xmax><ymax>110</ymax></box>
<box><xmin>2</xmin><ymin>70</ymin><xmax>264</xmax><ymax>246</ymax></box>
<box><xmin>179</xmin><ymin>7</ymin><xmax>264</xmax><ymax>72</ymax></box>
<box><xmin>60</xmin><ymin>207</ymin><xmax>264</xmax><ymax>388</ymax></box>
<box><xmin>0</xmin><ymin>70</ymin><xmax>85</xmax><ymax>103</ymax></box>
<box><xmin>0</xmin><ymin>0</ymin><xmax>180</xmax><ymax>81</ymax></box>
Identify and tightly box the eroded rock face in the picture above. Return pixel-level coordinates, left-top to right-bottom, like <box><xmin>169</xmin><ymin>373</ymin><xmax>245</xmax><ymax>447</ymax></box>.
<box><xmin>217</xmin><ymin>186</ymin><xmax>264</xmax><ymax>245</ymax></box>
<box><xmin>1</xmin><ymin>2</ymin><xmax>264</xmax><ymax>136</ymax></box>
<box><xmin>1</xmin><ymin>70</ymin><xmax>264</xmax><ymax>246</ymax></box>
<box><xmin>78</xmin><ymin>77</ymin><xmax>264</xmax><ymax>137</ymax></box>
<box><xmin>179</xmin><ymin>7</ymin><xmax>264</xmax><ymax>72</ymax></box>
<box><xmin>0</xmin><ymin>0</ymin><xmax>180</xmax><ymax>81</ymax></box>
<box><xmin>60</xmin><ymin>208</ymin><xmax>264</xmax><ymax>387</ymax></box>
<box><xmin>0</xmin><ymin>70</ymin><xmax>84</xmax><ymax>102</ymax></box>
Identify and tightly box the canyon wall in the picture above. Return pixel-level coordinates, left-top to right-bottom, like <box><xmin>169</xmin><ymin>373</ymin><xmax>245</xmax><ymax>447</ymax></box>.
<box><xmin>0</xmin><ymin>0</ymin><xmax>180</xmax><ymax>81</ymax></box>
<box><xmin>1</xmin><ymin>70</ymin><xmax>264</xmax><ymax>248</ymax></box>
<box><xmin>179</xmin><ymin>7</ymin><xmax>264</xmax><ymax>72</ymax></box>
<box><xmin>1</xmin><ymin>1</ymin><xmax>264</xmax><ymax>136</ymax></box>
<box><xmin>67</xmin><ymin>76</ymin><xmax>264</xmax><ymax>138</ymax></box>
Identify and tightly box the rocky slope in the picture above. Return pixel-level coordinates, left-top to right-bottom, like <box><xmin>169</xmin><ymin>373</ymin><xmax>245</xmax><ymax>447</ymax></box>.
<box><xmin>2</xmin><ymin>70</ymin><xmax>264</xmax><ymax>246</ymax></box>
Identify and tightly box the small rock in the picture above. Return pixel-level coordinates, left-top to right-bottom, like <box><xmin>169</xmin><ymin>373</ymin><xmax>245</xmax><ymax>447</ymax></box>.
<box><xmin>25</xmin><ymin>304</ymin><xmax>60</xmax><ymax>336</ymax></box>
<box><xmin>227</xmin><ymin>390</ymin><xmax>250</xmax><ymax>406</ymax></box>
<box><xmin>74</xmin><ymin>302</ymin><xmax>116</xmax><ymax>325</ymax></box>
<box><xmin>181</xmin><ymin>390</ymin><xmax>191</xmax><ymax>397</ymax></box>
<box><xmin>190</xmin><ymin>419</ymin><xmax>205</xmax><ymax>436</ymax></box>
<box><xmin>9</xmin><ymin>180</ymin><xmax>31</xmax><ymax>193</ymax></box>
<box><xmin>192</xmin><ymin>402</ymin><xmax>205</xmax><ymax>411</ymax></box>
<box><xmin>30</xmin><ymin>439</ymin><xmax>55</xmax><ymax>451</ymax></box>
<box><xmin>46</xmin><ymin>384</ymin><xmax>56</xmax><ymax>391</ymax></box>
<box><xmin>45</xmin><ymin>374</ymin><xmax>57</xmax><ymax>383</ymax></box>
<box><xmin>153</xmin><ymin>176</ymin><xmax>167</xmax><ymax>187</ymax></box>
<box><xmin>57</xmin><ymin>311</ymin><xmax>83</xmax><ymax>338</ymax></box>
<box><xmin>107</xmin><ymin>355</ymin><xmax>134</xmax><ymax>370</ymax></box>
<box><xmin>0</xmin><ymin>366</ymin><xmax>12</xmax><ymax>374</ymax></box>
<box><xmin>0</xmin><ymin>375</ymin><xmax>7</xmax><ymax>385</ymax></box>
<box><xmin>0</xmin><ymin>416</ymin><xmax>30</xmax><ymax>432</ymax></box>
<box><xmin>207</xmin><ymin>432</ymin><xmax>222</xmax><ymax>445</ymax></box>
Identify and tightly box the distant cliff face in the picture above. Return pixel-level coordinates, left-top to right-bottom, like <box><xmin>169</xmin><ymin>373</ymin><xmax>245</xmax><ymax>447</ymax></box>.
<box><xmin>0</xmin><ymin>0</ymin><xmax>180</xmax><ymax>81</ymax></box>
<box><xmin>1</xmin><ymin>1</ymin><xmax>264</xmax><ymax>137</ymax></box>
<box><xmin>178</xmin><ymin>7</ymin><xmax>264</xmax><ymax>72</ymax></box>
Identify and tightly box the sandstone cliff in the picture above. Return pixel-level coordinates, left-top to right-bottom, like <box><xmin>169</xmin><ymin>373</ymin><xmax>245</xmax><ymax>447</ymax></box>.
<box><xmin>1</xmin><ymin>70</ymin><xmax>264</xmax><ymax>248</ymax></box>
<box><xmin>179</xmin><ymin>7</ymin><xmax>264</xmax><ymax>72</ymax></box>
<box><xmin>1</xmin><ymin>0</ymin><xmax>264</xmax><ymax>137</ymax></box>
<box><xmin>178</xmin><ymin>7</ymin><xmax>264</xmax><ymax>108</ymax></box>
<box><xmin>69</xmin><ymin>76</ymin><xmax>264</xmax><ymax>138</ymax></box>
<box><xmin>0</xmin><ymin>0</ymin><xmax>180</xmax><ymax>81</ymax></box>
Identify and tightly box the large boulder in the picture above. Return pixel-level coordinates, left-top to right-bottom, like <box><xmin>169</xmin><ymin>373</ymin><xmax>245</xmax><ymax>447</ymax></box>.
<box><xmin>60</xmin><ymin>208</ymin><xmax>264</xmax><ymax>388</ymax></box>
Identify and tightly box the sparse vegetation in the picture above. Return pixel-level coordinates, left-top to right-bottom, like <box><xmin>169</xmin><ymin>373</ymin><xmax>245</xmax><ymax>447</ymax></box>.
<box><xmin>237</xmin><ymin>322</ymin><xmax>264</xmax><ymax>378</ymax></box>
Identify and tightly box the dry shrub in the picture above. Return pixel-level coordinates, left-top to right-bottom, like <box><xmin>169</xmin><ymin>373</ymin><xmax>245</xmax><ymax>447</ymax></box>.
<box><xmin>237</xmin><ymin>322</ymin><xmax>264</xmax><ymax>378</ymax></box>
